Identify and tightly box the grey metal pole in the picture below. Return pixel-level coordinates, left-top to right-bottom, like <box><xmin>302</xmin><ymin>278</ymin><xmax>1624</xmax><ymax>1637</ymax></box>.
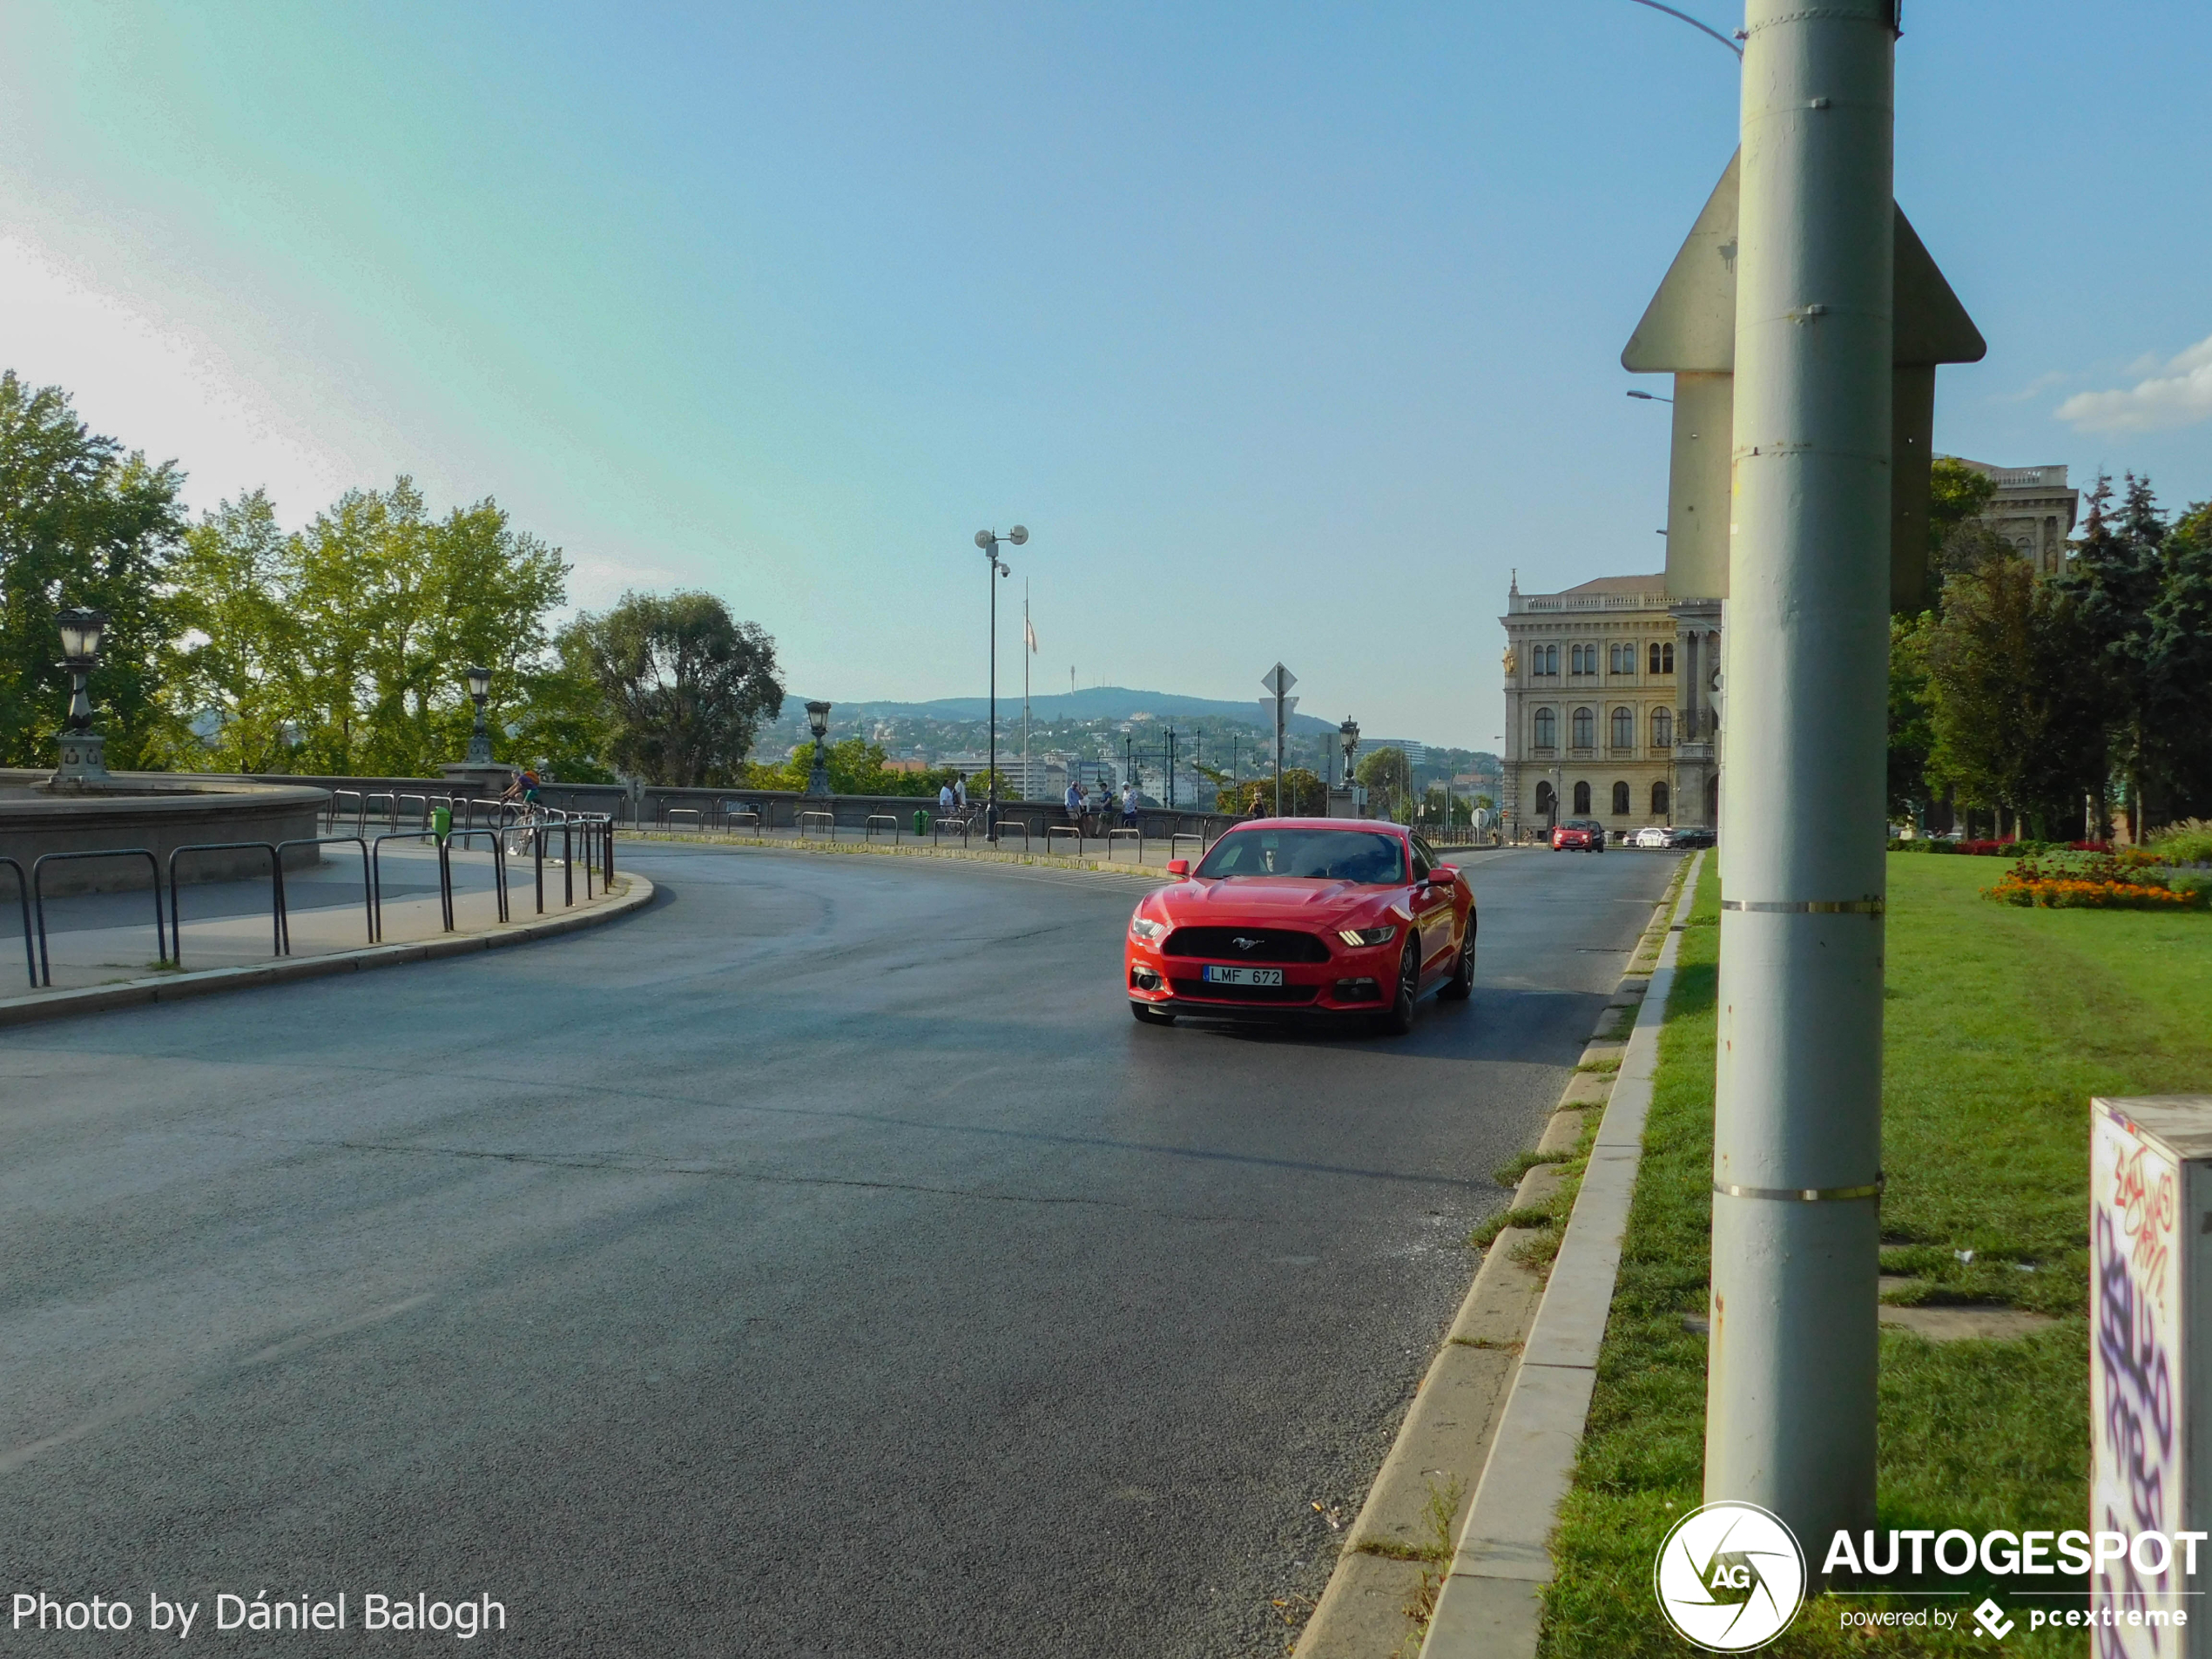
<box><xmin>1704</xmin><ymin>0</ymin><xmax>1894</xmax><ymax>1548</ymax></box>
<box><xmin>988</xmin><ymin>557</ymin><xmax>998</xmax><ymax>843</ymax></box>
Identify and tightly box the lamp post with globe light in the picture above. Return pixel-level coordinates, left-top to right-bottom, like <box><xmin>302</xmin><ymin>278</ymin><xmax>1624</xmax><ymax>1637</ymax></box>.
<box><xmin>51</xmin><ymin>608</ymin><xmax>113</xmax><ymax>790</ymax></box>
<box><xmin>973</xmin><ymin>527</ymin><xmax>1028</xmax><ymax>842</ymax></box>
<box><xmin>805</xmin><ymin>701</ymin><xmax>833</xmax><ymax>797</ymax></box>
<box><xmin>1338</xmin><ymin>718</ymin><xmax>1359</xmax><ymax>790</ymax></box>
<box><xmin>464</xmin><ymin>666</ymin><xmax>493</xmax><ymax>765</ymax></box>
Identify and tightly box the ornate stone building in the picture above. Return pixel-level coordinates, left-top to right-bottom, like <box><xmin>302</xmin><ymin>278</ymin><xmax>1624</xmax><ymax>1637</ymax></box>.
<box><xmin>1946</xmin><ymin>457</ymin><xmax>2080</xmax><ymax>576</ymax></box>
<box><xmin>1500</xmin><ymin>574</ymin><xmax>1722</xmax><ymax>840</ymax></box>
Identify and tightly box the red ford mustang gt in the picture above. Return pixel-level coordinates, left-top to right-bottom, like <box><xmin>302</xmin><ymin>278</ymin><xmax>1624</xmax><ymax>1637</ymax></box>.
<box><xmin>1124</xmin><ymin>819</ymin><xmax>1475</xmax><ymax>1035</ymax></box>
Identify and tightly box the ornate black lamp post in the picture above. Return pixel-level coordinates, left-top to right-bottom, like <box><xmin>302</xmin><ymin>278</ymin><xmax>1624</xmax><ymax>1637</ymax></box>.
<box><xmin>1339</xmin><ymin>718</ymin><xmax>1359</xmax><ymax>790</ymax></box>
<box><xmin>972</xmin><ymin>526</ymin><xmax>1028</xmax><ymax>842</ymax></box>
<box><xmin>464</xmin><ymin>665</ymin><xmax>493</xmax><ymax>765</ymax></box>
<box><xmin>805</xmin><ymin>701</ymin><xmax>833</xmax><ymax>796</ymax></box>
<box><xmin>51</xmin><ymin>607</ymin><xmax>112</xmax><ymax>790</ymax></box>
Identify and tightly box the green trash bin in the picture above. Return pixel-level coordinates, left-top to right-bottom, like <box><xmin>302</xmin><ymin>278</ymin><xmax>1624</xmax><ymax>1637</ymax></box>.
<box><xmin>914</xmin><ymin>809</ymin><xmax>929</xmax><ymax>837</ymax></box>
<box><xmin>431</xmin><ymin>804</ymin><xmax>453</xmax><ymax>843</ymax></box>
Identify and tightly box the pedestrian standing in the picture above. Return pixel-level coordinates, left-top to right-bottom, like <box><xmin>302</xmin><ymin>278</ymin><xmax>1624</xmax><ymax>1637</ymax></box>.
<box><xmin>1121</xmin><ymin>782</ymin><xmax>1137</xmax><ymax>827</ymax></box>
<box><xmin>938</xmin><ymin>779</ymin><xmax>955</xmax><ymax>816</ymax></box>
<box><xmin>954</xmin><ymin>774</ymin><xmax>968</xmax><ymax>811</ymax></box>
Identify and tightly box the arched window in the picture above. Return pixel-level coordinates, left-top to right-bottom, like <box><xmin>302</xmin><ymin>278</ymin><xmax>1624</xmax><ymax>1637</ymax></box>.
<box><xmin>1572</xmin><ymin>781</ymin><xmax>1591</xmax><ymax>815</ymax></box>
<box><xmin>1611</xmin><ymin>707</ymin><xmax>1635</xmax><ymax>751</ymax></box>
<box><xmin>1649</xmin><ymin>641</ymin><xmax>1675</xmax><ymax>674</ymax></box>
<box><xmin>1572</xmin><ymin>707</ymin><xmax>1594</xmax><ymax>749</ymax></box>
<box><xmin>1571</xmin><ymin>644</ymin><xmax>1595</xmax><ymax>676</ymax></box>
<box><xmin>1541</xmin><ymin>644</ymin><xmax>1558</xmax><ymax>677</ymax></box>
<box><xmin>1534</xmin><ymin>780</ymin><xmax>1555</xmax><ymax>817</ymax></box>
<box><xmin>1611</xmin><ymin>781</ymin><xmax>1630</xmax><ymax>815</ymax></box>
<box><xmin>1652</xmin><ymin>781</ymin><xmax>1670</xmax><ymax>816</ymax></box>
<box><xmin>1533</xmin><ymin>706</ymin><xmax>1556</xmax><ymax>750</ymax></box>
<box><xmin>1653</xmin><ymin>707</ymin><xmax>1673</xmax><ymax>748</ymax></box>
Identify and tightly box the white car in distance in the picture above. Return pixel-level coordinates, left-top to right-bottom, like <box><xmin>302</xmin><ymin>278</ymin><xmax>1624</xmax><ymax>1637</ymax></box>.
<box><xmin>1630</xmin><ymin>826</ymin><xmax>1673</xmax><ymax>849</ymax></box>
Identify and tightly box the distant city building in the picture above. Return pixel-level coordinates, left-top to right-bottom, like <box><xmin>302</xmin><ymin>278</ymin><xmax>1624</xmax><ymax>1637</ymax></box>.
<box><xmin>880</xmin><ymin>758</ymin><xmax>930</xmax><ymax>775</ymax></box>
<box><xmin>1500</xmin><ymin>573</ymin><xmax>1721</xmax><ymax>838</ymax></box>
<box><xmin>1069</xmin><ymin>759</ymin><xmax>1117</xmax><ymax>792</ymax></box>
<box><xmin>1945</xmin><ymin>457</ymin><xmax>2080</xmax><ymax>577</ymax></box>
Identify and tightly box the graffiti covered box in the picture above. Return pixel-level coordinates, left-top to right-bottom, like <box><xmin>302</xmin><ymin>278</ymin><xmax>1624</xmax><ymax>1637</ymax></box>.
<box><xmin>2092</xmin><ymin>1096</ymin><xmax>2212</xmax><ymax>1656</ymax></box>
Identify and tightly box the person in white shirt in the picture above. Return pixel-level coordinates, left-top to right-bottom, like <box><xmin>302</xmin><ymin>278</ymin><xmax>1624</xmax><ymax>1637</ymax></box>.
<box><xmin>954</xmin><ymin>775</ymin><xmax>968</xmax><ymax>810</ymax></box>
<box><xmin>938</xmin><ymin>780</ymin><xmax>955</xmax><ymax>815</ymax></box>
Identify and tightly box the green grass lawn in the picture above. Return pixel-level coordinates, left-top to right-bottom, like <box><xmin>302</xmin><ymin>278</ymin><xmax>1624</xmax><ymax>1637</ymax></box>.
<box><xmin>1539</xmin><ymin>853</ymin><xmax>2212</xmax><ymax>1657</ymax></box>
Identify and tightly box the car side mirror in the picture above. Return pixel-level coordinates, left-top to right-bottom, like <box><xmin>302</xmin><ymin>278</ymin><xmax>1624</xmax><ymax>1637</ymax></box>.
<box><xmin>1430</xmin><ymin>865</ymin><xmax>1459</xmax><ymax>887</ymax></box>
<box><xmin>1166</xmin><ymin>859</ymin><xmax>1190</xmax><ymax>877</ymax></box>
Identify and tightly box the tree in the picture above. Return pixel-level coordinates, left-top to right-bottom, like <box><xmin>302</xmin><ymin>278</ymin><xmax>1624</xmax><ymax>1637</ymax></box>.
<box><xmin>1356</xmin><ymin>746</ymin><xmax>1416</xmax><ymax>820</ymax></box>
<box><xmin>156</xmin><ymin>478</ymin><xmax>579</xmax><ymax>778</ymax></box>
<box><xmin>1925</xmin><ymin>552</ymin><xmax>2105</xmax><ymax>839</ymax></box>
<box><xmin>0</xmin><ymin>372</ymin><xmax>185</xmax><ymax>768</ymax></box>
<box><xmin>2056</xmin><ymin>473</ymin><xmax>2168</xmax><ymax>838</ymax></box>
<box><xmin>745</xmin><ymin>736</ymin><xmax>953</xmax><ymax>798</ymax></box>
<box><xmin>1223</xmin><ymin>768</ymin><xmax>1325</xmax><ymax>815</ymax></box>
<box><xmin>1886</xmin><ymin>611</ymin><xmax>1936</xmax><ymax>821</ymax></box>
<box><xmin>567</xmin><ymin>590</ymin><xmax>783</xmax><ymax>786</ymax></box>
<box><xmin>2142</xmin><ymin>501</ymin><xmax>2212</xmax><ymax>819</ymax></box>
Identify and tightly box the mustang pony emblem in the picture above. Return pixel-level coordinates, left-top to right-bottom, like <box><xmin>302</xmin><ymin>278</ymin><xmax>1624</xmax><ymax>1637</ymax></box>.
<box><xmin>1232</xmin><ymin>936</ymin><xmax>1262</xmax><ymax>950</ymax></box>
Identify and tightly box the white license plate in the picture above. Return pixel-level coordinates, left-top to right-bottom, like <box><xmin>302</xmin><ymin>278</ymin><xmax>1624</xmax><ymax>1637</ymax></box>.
<box><xmin>1203</xmin><ymin>966</ymin><xmax>1283</xmax><ymax>987</ymax></box>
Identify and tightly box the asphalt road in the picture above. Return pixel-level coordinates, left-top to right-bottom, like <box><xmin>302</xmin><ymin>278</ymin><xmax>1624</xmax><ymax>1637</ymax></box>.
<box><xmin>0</xmin><ymin>840</ymin><xmax>1676</xmax><ymax>1656</ymax></box>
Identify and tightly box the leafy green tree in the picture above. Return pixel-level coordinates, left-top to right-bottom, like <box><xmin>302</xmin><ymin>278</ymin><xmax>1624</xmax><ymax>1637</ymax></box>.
<box><xmin>1886</xmin><ymin>611</ymin><xmax>1936</xmax><ymax>820</ymax></box>
<box><xmin>154</xmin><ymin>489</ymin><xmax>299</xmax><ymax>772</ymax></box>
<box><xmin>2142</xmin><ymin>501</ymin><xmax>2212</xmax><ymax>819</ymax></box>
<box><xmin>567</xmin><ymin>590</ymin><xmax>782</xmax><ymax>786</ymax></box>
<box><xmin>2056</xmin><ymin>474</ymin><xmax>2168</xmax><ymax>838</ymax></box>
<box><xmin>0</xmin><ymin>372</ymin><xmax>185</xmax><ymax>767</ymax></box>
<box><xmin>1223</xmin><ymin>768</ymin><xmax>1325</xmax><ymax>814</ymax></box>
<box><xmin>1356</xmin><ymin>746</ymin><xmax>1415</xmax><ymax>820</ymax></box>
<box><xmin>745</xmin><ymin>736</ymin><xmax>953</xmax><ymax>797</ymax></box>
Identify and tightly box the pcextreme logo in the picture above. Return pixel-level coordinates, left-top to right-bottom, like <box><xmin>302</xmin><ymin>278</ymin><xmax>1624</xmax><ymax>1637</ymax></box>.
<box><xmin>1653</xmin><ymin>1501</ymin><xmax>1808</xmax><ymax>1652</ymax></box>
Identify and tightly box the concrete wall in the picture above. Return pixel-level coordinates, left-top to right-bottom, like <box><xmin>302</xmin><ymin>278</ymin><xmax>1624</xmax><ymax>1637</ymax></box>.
<box><xmin>0</xmin><ymin>772</ymin><xmax>327</xmax><ymax>896</ymax></box>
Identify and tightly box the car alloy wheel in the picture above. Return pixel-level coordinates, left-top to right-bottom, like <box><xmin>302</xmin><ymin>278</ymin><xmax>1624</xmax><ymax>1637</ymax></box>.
<box><xmin>1441</xmin><ymin>926</ymin><xmax>1474</xmax><ymax>1001</ymax></box>
<box><xmin>1378</xmin><ymin>939</ymin><xmax>1420</xmax><ymax>1035</ymax></box>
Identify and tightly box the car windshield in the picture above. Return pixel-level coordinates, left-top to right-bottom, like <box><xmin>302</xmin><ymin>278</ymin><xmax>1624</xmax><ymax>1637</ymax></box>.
<box><xmin>1193</xmin><ymin>828</ymin><xmax>1406</xmax><ymax>883</ymax></box>
<box><xmin>1564</xmin><ymin>819</ymin><xmax>1603</xmax><ymax>833</ymax></box>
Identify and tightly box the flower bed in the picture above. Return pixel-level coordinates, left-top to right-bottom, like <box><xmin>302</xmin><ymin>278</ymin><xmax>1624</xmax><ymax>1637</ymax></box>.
<box><xmin>1986</xmin><ymin>848</ymin><xmax>2208</xmax><ymax>910</ymax></box>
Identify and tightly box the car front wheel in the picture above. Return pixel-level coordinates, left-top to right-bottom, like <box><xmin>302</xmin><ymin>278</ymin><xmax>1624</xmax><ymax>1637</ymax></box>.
<box><xmin>1377</xmin><ymin>939</ymin><xmax>1420</xmax><ymax>1035</ymax></box>
<box><xmin>1440</xmin><ymin>926</ymin><xmax>1474</xmax><ymax>1001</ymax></box>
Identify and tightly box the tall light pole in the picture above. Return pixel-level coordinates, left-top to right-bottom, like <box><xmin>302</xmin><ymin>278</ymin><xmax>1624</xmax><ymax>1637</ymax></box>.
<box><xmin>1704</xmin><ymin>0</ymin><xmax>1895</xmax><ymax>1548</ymax></box>
<box><xmin>805</xmin><ymin>700</ymin><xmax>833</xmax><ymax>796</ymax></box>
<box><xmin>973</xmin><ymin>527</ymin><xmax>1028</xmax><ymax>842</ymax></box>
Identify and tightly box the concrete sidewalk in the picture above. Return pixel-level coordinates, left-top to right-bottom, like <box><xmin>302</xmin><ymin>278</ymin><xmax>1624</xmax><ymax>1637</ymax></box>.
<box><xmin>0</xmin><ymin>840</ymin><xmax>644</xmax><ymax>1023</ymax></box>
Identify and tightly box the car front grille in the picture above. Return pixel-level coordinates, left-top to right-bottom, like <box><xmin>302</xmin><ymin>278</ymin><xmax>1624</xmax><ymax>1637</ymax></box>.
<box><xmin>1161</xmin><ymin>927</ymin><xmax>1330</xmax><ymax>964</ymax></box>
<box><xmin>1168</xmin><ymin>977</ymin><xmax>1319</xmax><ymax>1004</ymax></box>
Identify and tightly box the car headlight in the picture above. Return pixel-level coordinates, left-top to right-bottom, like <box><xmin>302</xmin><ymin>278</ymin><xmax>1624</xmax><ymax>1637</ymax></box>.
<box><xmin>1130</xmin><ymin>918</ymin><xmax>1168</xmax><ymax>943</ymax></box>
<box><xmin>1337</xmin><ymin>925</ymin><xmax>1398</xmax><ymax>948</ymax></box>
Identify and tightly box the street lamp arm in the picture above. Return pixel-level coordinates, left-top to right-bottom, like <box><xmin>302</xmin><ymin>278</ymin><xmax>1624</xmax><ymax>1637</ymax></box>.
<box><xmin>1623</xmin><ymin>0</ymin><xmax>1743</xmax><ymax>57</ymax></box>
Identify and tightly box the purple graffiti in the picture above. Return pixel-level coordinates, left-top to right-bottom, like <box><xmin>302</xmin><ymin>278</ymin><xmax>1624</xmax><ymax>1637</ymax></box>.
<box><xmin>2094</xmin><ymin>1204</ymin><xmax>2176</xmax><ymax>1656</ymax></box>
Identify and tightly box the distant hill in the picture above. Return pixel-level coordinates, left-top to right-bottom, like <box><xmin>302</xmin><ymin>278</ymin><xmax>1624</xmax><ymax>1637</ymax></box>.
<box><xmin>780</xmin><ymin>686</ymin><xmax>1345</xmax><ymax>736</ymax></box>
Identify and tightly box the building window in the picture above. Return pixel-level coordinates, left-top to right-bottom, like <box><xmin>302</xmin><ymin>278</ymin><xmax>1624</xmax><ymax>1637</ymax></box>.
<box><xmin>1649</xmin><ymin>641</ymin><xmax>1675</xmax><ymax>674</ymax></box>
<box><xmin>1533</xmin><ymin>707</ymin><xmax>1556</xmax><ymax>750</ymax></box>
<box><xmin>1611</xmin><ymin>707</ymin><xmax>1635</xmax><ymax>751</ymax></box>
<box><xmin>1571</xmin><ymin>644</ymin><xmax>1596</xmax><ymax>676</ymax></box>
<box><xmin>1609</xmin><ymin>643</ymin><xmax>1635</xmax><ymax>674</ymax></box>
<box><xmin>1536</xmin><ymin>644</ymin><xmax>1557</xmax><ymax>677</ymax></box>
<box><xmin>1573</xmin><ymin>780</ymin><xmax>1592</xmax><ymax>815</ymax></box>
<box><xmin>1572</xmin><ymin>707</ymin><xmax>1594</xmax><ymax>749</ymax></box>
<box><xmin>1652</xmin><ymin>780</ymin><xmax>1670</xmax><ymax>816</ymax></box>
<box><xmin>1653</xmin><ymin>707</ymin><xmax>1673</xmax><ymax>748</ymax></box>
<box><xmin>1611</xmin><ymin>781</ymin><xmax>1630</xmax><ymax>816</ymax></box>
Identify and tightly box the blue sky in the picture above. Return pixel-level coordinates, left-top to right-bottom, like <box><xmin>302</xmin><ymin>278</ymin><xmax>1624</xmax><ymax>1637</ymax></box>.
<box><xmin>2</xmin><ymin>3</ymin><xmax>2204</xmax><ymax>748</ymax></box>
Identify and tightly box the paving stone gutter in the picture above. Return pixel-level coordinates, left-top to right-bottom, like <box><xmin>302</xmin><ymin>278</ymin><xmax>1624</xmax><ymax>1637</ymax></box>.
<box><xmin>1295</xmin><ymin>852</ymin><xmax>1703</xmax><ymax>1659</ymax></box>
<box><xmin>0</xmin><ymin>874</ymin><xmax>655</xmax><ymax>1029</ymax></box>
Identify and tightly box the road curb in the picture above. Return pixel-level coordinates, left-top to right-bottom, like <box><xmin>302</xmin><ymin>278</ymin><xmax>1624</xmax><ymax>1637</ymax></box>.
<box><xmin>1294</xmin><ymin>853</ymin><xmax>1697</xmax><ymax>1659</ymax></box>
<box><xmin>1416</xmin><ymin>852</ymin><xmax>1703</xmax><ymax>1658</ymax></box>
<box><xmin>0</xmin><ymin>873</ymin><xmax>655</xmax><ymax>1030</ymax></box>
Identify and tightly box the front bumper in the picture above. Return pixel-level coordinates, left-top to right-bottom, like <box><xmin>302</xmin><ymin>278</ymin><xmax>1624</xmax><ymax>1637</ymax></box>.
<box><xmin>1125</xmin><ymin>946</ymin><xmax>1393</xmax><ymax>1015</ymax></box>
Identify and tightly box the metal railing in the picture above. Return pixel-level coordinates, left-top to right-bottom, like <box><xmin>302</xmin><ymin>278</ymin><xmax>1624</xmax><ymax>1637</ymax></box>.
<box><xmin>1106</xmin><ymin>828</ymin><xmax>1143</xmax><ymax>860</ymax></box>
<box><xmin>1169</xmin><ymin>833</ymin><xmax>1205</xmax><ymax>862</ymax></box>
<box><xmin>864</xmin><ymin>814</ymin><xmax>900</xmax><ymax>843</ymax></box>
<box><xmin>33</xmin><ymin>849</ymin><xmax>167</xmax><ymax>988</ymax></box>
<box><xmin>727</xmin><ymin>810</ymin><xmax>761</xmax><ymax>834</ymax></box>
<box><xmin>658</xmin><ymin>806</ymin><xmax>703</xmax><ymax>831</ymax></box>
<box><xmin>797</xmin><ymin>811</ymin><xmax>836</xmax><ymax>840</ymax></box>
<box><xmin>1045</xmin><ymin>825</ymin><xmax>1083</xmax><ymax>856</ymax></box>
<box><xmin>0</xmin><ymin>857</ymin><xmax>31</xmax><ymax>989</ymax></box>
<box><xmin>279</xmin><ymin>836</ymin><xmax>374</xmax><ymax>949</ymax></box>
<box><xmin>988</xmin><ymin>820</ymin><xmax>1030</xmax><ymax>851</ymax></box>
<box><xmin>166</xmin><ymin>841</ymin><xmax>286</xmax><ymax>970</ymax></box>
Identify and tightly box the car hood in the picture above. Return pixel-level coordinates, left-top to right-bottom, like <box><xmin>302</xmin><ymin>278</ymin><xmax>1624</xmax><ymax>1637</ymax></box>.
<box><xmin>1151</xmin><ymin>878</ymin><xmax>1397</xmax><ymax>921</ymax></box>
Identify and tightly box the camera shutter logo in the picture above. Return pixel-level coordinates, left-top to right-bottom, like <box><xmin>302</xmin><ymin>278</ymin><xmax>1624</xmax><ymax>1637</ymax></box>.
<box><xmin>1652</xmin><ymin>1501</ymin><xmax>1806</xmax><ymax>1651</ymax></box>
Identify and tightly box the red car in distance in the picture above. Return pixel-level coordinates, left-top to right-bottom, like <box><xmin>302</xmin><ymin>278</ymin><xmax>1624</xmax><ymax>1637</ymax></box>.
<box><xmin>1124</xmin><ymin>819</ymin><xmax>1475</xmax><ymax>1035</ymax></box>
<box><xmin>1551</xmin><ymin>818</ymin><xmax>1605</xmax><ymax>852</ymax></box>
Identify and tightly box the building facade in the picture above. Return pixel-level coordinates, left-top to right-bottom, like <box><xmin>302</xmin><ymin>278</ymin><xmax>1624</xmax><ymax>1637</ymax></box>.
<box><xmin>1947</xmin><ymin>458</ymin><xmax>2080</xmax><ymax>576</ymax></box>
<box><xmin>1500</xmin><ymin>573</ymin><xmax>1723</xmax><ymax>840</ymax></box>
